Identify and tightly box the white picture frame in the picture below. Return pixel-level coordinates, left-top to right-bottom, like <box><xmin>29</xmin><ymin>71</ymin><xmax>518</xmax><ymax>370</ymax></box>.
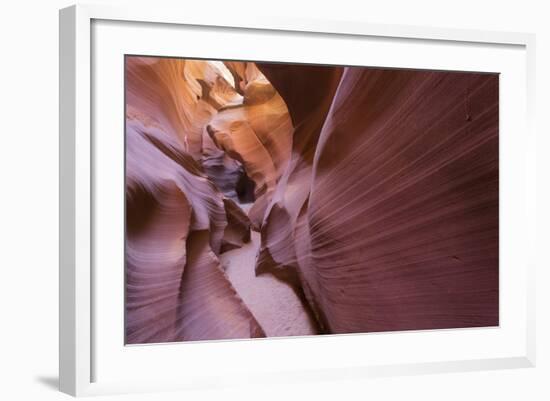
<box><xmin>59</xmin><ymin>3</ymin><xmax>536</xmax><ymax>397</ymax></box>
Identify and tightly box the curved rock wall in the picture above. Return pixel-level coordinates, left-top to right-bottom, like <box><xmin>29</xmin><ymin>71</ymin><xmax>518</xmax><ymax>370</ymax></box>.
<box><xmin>125</xmin><ymin>57</ymin><xmax>269</xmax><ymax>343</ymax></box>
<box><xmin>125</xmin><ymin>56</ymin><xmax>499</xmax><ymax>343</ymax></box>
<box><xmin>125</xmin><ymin>57</ymin><xmax>299</xmax><ymax>343</ymax></box>
<box><xmin>257</xmin><ymin>64</ymin><xmax>499</xmax><ymax>333</ymax></box>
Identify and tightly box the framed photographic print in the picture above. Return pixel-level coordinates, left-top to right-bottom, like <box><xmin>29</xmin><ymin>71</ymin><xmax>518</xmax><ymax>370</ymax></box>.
<box><xmin>59</xmin><ymin>4</ymin><xmax>536</xmax><ymax>396</ymax></box>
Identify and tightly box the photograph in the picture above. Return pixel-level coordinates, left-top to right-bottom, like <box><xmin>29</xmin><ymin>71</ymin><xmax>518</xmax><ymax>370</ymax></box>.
<box><xmin>124</xmin><ymin>56</ymin><xmax>499</xmax><ymax>344</ymax></box>
<box><xmin>2</xmin><ymin>0</ymin><xmax>547</xmax><ymax>399</ymax></box>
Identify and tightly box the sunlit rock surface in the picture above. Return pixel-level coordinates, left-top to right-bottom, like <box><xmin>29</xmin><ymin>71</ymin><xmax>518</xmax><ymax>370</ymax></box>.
<box><xmin>207</xmin><ymin>62</ymin><xmax>293</xmax><ymax>228</ymax></box>
<box><xmin>125</xmin><ymin>57</ymin><xmax>300</xmax><ymax>343</ymax></box>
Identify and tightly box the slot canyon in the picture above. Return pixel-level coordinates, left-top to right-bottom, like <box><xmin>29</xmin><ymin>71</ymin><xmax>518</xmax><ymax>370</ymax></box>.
<box><xmin>125</xmin><ymin>56</ymin><xmax>499</xmax><ymax>344</ymax></box>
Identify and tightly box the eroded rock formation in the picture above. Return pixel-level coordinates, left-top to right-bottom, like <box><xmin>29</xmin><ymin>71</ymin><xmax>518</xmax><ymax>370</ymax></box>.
<box><xmin>256</xmin><ymin>64</ymin><xmax>499</xmax><ymax>333</ymax></box>
<box><xmin>207</xmin><ymin>62</ymin><xmax>293</xmax><ymax>228</ymax></box>
<box><xmin>125</xmin><ymin>57</ymin><xmax>298</xmax><ymax>343</ymax></box>
<box><xmin>125</xmin><ymin>56</ymin><xmax>499</xmax><ymax>344</ymax></box>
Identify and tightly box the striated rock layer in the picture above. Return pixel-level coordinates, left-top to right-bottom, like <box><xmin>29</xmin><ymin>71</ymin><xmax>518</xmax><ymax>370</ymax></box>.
<box><xmin>256</xmin><ymin>63</ymin><xmax>499</xmax><ymax>333</ymax></box>
<box><xmin>125</xmin><ymin>57</ymin><xmax>261</xmax><ymax>343</ymax></box>
<box><xmin>207</xmin><ymin>62</ymin><xmax>293</xmax><ymax>228</ymax></box>
<box><xmin>125</xmin><ymin>57</ymin><xmax>300</xmax><ymax>344</ymax></box>
<box><xmin>125</xmin><ymin>55</ymin><xmax>499</xmax><ymax>344</ymax></box>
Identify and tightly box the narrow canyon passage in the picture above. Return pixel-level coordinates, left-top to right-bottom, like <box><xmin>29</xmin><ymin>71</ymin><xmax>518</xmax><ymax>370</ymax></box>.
<box><xmin>199</xmin><ymin>152</ymin><xmax>319</xmax><ymax>337</ymax></box>
<box><xmin>125</xmin><ymin>56</ymin><xmax>499</xmax><ymax>344</ymax></box>
<box><xmin>220</xmin><ymin>229</ymin><xmax>318</xmax><ymax>337</ymax></box>
<box><xmin>206</xmin><ymin>168</ymin><xmax>318</xmax><ymax>337</ymax></box>
<box><xmin>194</xmin><ymin>61</ymin><xmax>319</xmax><ymax>336</ymax></box>
<box><xmin>125</xmin><ymin>57</ymin><xmax>320</xmax><ymax>342</ymax></box>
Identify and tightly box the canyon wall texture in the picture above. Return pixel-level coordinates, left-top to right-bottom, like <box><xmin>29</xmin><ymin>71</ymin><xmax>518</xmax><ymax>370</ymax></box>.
<box><xmin>257</xmin><ymin>64</ymin><xmax>499</xmax><ymax>333</ymax></box>
<box><xmin>125</xmin><ymin>56</ymin><xmax>498</xmax><ymax>344</ymax></box>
